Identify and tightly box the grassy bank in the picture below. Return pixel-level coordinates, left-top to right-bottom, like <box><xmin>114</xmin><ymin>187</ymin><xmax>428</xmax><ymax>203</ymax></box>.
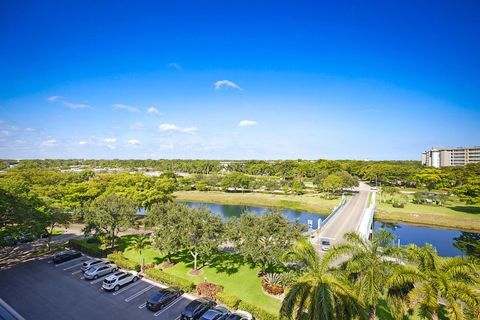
<box><xmin>174</xmin><ymin>191</ymin><xmax>480</xmax><ymax>232</ymax></box>
<box><xmin>174</xmin><ymin>191</ymin><xmax>340</xmax><ymax>215</ymax></box>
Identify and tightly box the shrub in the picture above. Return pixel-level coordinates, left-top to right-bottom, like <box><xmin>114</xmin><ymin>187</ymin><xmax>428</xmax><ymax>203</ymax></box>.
<box><xmin>68</xmin><ymin>239</ymin><xmax>106</xmax><ymax>257</ymax></box>
<box><xmin>144</xmin><ymin>268</ymin><xmax>195</xmax><ymax>292</ymax></box>
<box><xmin>107</xmin><ymin>252</ymin><xmax>141</xmax><ymax>272</ymax></box>
<box><xmin>36</xmin><ymin>243</ymin><xmax>68</xmax><ymax>255</ymax></box>
<box><xmin>86</xmin><ymin>237</ymin><xmax>100</xmax><ymax>244</ymax></box>
<box><xmin>215</xmin><ymin>292</ymin><xmax>241</xmax><ymax>309</ymax></box>
<box><xmin>143</xmin><ymin>263</ymin><xmax>155</xmax><ymax>270</ymax></box>
<box><xmin>392</xmin><ymin>202</ymin><xmax>404</xmax><ymax>208</ymax></box>
<box><xmin>263</xmin><ymin>273</ymin><xmax>281</xmax><ymax>286</ymax></box>
<box><xmin>197</xmin><ymin>282</ymin><xmax>223</xmax><ymax>300</ymax></box>
<box><xmin>237</xmin><ymin>301</ymin><xmax>279</xmax><ymax>320</ymax></box>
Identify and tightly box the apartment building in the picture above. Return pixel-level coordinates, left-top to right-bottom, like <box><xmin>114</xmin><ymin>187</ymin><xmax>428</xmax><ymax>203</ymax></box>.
<box><xmin>421</xmin><ymin>146</ymin><xmax>480</xmax><ymax>168</ymax></box>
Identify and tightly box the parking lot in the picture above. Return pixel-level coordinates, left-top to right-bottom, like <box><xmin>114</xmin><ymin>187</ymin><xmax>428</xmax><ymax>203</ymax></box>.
<box><xmin>0</xmin><ymin>253</ymin><xmax>193</xmax><ymax>320</ymax></box>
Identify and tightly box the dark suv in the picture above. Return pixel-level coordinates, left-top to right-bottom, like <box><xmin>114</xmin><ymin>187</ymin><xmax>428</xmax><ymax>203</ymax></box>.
<box><xmin>181</xmin><ymin>298</ymin><xmax>216</xmax><ymax>320</ymax></box>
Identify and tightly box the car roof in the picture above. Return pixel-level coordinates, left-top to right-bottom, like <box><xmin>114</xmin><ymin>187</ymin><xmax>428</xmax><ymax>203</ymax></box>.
<box><xmin>201</xmin><ymin>310</ymin><xmax>221</xmax><ymax>319</ymax></box>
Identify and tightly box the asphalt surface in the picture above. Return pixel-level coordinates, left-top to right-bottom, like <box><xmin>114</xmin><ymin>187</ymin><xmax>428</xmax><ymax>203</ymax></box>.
<box><xmin>0</xmin><ymin>254</ymin><xmax>193</xmax><ymax>320</ymax></box>
<box><xmin>316</xmin><ymin>183</ymin><xmax>371</xmax><ymax>247</ymax></box>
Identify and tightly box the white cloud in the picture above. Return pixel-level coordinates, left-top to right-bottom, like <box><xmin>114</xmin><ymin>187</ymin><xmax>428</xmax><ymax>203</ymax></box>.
<box><xmin>214</xmin><ymin>80</ymin><xmax>242</xmax><ymax>91</ymax></box>
<box><xmin>104</xmin><ymin>138</ymin><xmax>117</xmax><ymax>143</ymax></box>
<box><xmin>78</xmin><ymin>141</ymin><xmax>88</xmax><ymax>145</ymax></box>
<box><xmin>113</xmin><ymin>104</ymin><xmax>140</xmax><ymax>112</ymax></box>
<box><xmin>127</xmin><ymin>139</ymin><xmax>140</xmax><ymax>146</ymax></box>
<box><xmin>168</xmin><ymin>62</ymin><xmax>182</xmax><ymax>70</ymax></box>
<box><xmin>147</xmin><ymin>107</ymin><xmax>161</xmax><ymax>115</ymax></box>
<box><xmin>160</xmin><ymin>144</ymin><xmax>174</xmax><ymax>150</ymax></box>
<box><xmin>41</xmin><ymin>139</ymin><xmax>58</xmax><ymax>147</ymax></box>
<box><xmin>159</xmin><ymin>123</ymin><xmax>197</xmax><ymax>134</ymax></box>
<box><xmin>239</xmin><ymin>120</ymin><xmax>258</xmax><ymax>127</ymax></box>
<box><xmin>130</xmin><ymin>122</ymin><xmax>144</xmax><ymax>130</ymax></box>
<box><xmin>47</xmin><ymin>96</ymin><xmax>61</xmax><ymax>102</ymax></box>
<box><xmin>62</xmin><ymin>101</ymin><xmax>91</xmax><ymax>109</ymax></box>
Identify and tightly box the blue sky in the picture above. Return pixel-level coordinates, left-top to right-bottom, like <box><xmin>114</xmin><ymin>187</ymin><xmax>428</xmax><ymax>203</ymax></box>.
<box><xmin>1</xmin><ymin>0</ymin><xmax>479</xmax><ymax>160</ymax></box>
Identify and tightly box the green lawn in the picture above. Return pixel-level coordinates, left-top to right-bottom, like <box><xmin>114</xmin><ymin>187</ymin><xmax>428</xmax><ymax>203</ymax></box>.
<box><xmin>119</xmin><ymin>236</ymin><xmax>282</xmax><ymax>314</ymax></box>
<box><xmin>50</xmin><ymin>229</ymin><xmax>66</xmax><ymax>236</ymax></box>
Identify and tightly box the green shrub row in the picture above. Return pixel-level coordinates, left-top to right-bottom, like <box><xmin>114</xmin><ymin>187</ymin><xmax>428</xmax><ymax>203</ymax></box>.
<box><xmin>68</xmin><ymin>239</ymin><xmax>106</xmax><ymax>257</ymax></box>
<box><xmin>144</xmin><ymin>268</ymin><xmax>196</xmax><ymax>292</ymax></box>
<box><xmin>215</xmin><ymin>292</ymin><xmax>279</xmax><ymax>320</ymax></box>
<box><xmin>107</xmin><ymin>252</ymin><xmax>141</xmax><ymax>272</ymax></box>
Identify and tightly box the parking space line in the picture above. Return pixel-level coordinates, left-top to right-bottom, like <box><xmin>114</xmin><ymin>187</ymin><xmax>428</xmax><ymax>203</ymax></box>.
<box><xmin>154</xmin><ymin>297</ymin><xmax>183</xmax><ymax>317</ymax></box>
<box><xmin>55</xmin><ymin>257</ymin><xmax>85</xmax><ymax>267</ymax></box>
<box><xmin>62</xmin><ymin>261</ymin><xmax>85</xmax><ymax>271</ymax></box>
<box><xmin>138</xmin><ymin>302</ymin><xmax>146</xmax><ymax>309</ymax></box>
<box><xmin>125</xmin><ymin>285</ymin><xmax>154</xmax><ymax>302</ymax></box>
<box><xmin>112</xmin><ymin>280</ymin><xmax>143</xmax><ymax>296</ymax></box>
<box><xmin>90</xmin><ymin>274</ymin><xmax>112</xmax><ymax>285</ymax></box>
<box><xmin>174</xmin><ymin>316</ymin><xmax>181</xmax><ymax>320</ymax></box>
<box><xmin>71</xmin><ymin>270</ymin><xmax>82</xmax><ymax>275</ymax></box>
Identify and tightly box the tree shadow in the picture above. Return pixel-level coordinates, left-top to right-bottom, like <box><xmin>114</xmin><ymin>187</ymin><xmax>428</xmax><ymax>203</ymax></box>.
<box><xmin>447</xmin><ymin>206</ymin><xmax>480</xmax><ymax>215</ymax></box>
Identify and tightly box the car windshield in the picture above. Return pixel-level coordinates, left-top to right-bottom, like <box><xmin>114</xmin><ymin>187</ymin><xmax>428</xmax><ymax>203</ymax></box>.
<box><xmin>87</xmin><ymin>266</ymin><xmax>97</xmax><ymax>273</ymax></box>
<box><xmin>201</xmin><ymin>310</ymin><xmax>219</xmax><ymax>319</ymax></box>
<box><xmin>322</xmin><ymin>240</ymin><xmax>330</xmax><ymax>245</ymax></box>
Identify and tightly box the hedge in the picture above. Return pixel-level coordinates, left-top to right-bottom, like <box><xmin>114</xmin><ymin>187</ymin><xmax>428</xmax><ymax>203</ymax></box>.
<box><xmin>144</xmin><ymin>268</ymin><xmax>196</xmax><ymax>292</ymax></box>
<box><xmin>68</xmin><ymin>239</ymin><xmax>106</xmax><ymax>257</ymax></box>
<box><xmin>215</xmin><ymin>292</ymin><xmax>279</xmax><ymax>320</ymax></box>
<box><xmin>107</xmin><ymin>252</ymin><xmax>141</xmax><ymax>272</ymax></box>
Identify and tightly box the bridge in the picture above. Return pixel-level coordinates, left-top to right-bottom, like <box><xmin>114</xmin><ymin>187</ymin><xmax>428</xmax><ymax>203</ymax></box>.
<box><xmin>311</xmin><ymin>182</ymin><xmax>376</xmax><ymax>250</ymax></box>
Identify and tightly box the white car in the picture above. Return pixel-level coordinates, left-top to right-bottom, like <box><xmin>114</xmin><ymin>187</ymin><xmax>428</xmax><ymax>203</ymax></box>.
<box><xmin>84</xmin><ymin>263</ymin><xmax>118</xmax><ymax>280</ymax></box>
<box><xmin>227</xmin><ymin>310</ymin><xmax>255</xmax><ymax>320</ymax></box>
<box><xmin>321</xmin><ymin>239</ymin><xmax>331</xmax><ymax>251</ymax></box>
<box><xmin>81</xmin><ymin>258</ymin><xmax>112</xmax><ymax>272</ymax></box>
<box><xmin>102</xmin><ymin>271</ymin><xmax>139</xmax><ymax>291</ymax></box>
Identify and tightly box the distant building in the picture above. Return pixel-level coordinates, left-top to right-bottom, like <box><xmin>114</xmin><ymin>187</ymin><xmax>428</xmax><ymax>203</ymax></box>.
<box><xmin>421</xmin><ymin>146</ymin><xmax>480</xmax><ymax>168</ymax></box>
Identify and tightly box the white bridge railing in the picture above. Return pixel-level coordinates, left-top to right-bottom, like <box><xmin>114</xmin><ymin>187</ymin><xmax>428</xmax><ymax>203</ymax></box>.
<box><xmin>358</xmin><ymin>192</ymin><xmax>376</xmax><ymax>240</ymax></box>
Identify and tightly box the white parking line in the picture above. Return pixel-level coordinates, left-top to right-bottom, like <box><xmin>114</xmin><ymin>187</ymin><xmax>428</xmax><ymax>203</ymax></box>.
<box><xmin>112</xmin><ymin>279</ymin><xmax>143</xmax><ymax>296</ymax></box>
<box><xmin>71</xmin><ymin>270</ymin><xmax>82</xmax><ymax>275</ymax></box>
<box><xmin>138</xmin><ymin>302</ymin><xmax>146</xmax><ymax>309</ymax></box>
<box><xmin>174</xmin><ymin>316</ymin><xmax>181</xmax><ymax>320</ymax></box>
<box><xmin>55</xmin><ymin>256</ymin><xmax>84</xmax><ymax>267</ymax></box>
<box><xmin>63</xmin><ymin>262</ymin><xmax>85</xmax><ymax>271</ymax></box>
<box><xmin>154</xmin><ymin>297</ymin><xmax>183</xmax><ymax>317</ymax></box>
<box><xmin>124</xmin><ymin>285</ymin><xmax>154</xmax><ymax>302</ymax></box>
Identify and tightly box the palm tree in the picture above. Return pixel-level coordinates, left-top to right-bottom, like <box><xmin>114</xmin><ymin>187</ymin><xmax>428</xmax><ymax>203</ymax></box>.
<box><xmin>329</xmin><ymin>230</ymin><xmax>400</xmax><ymax>319</ymax></box>
<box><xmin>280</xmin><ymin>238</ymin><xmax>365</xmax><ymax>320</ymax></box>
<box><xmin>388</xmin><ymin>244</ymin><xmax>480</xmax><ymax>320</ymax></box>
<box><xmin>128</xmin><ymin>234</ymin><xmax>150</xmax><ymax>271</ymax></box>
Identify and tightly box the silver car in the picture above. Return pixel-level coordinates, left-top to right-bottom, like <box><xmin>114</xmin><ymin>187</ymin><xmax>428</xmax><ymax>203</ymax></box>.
<box><xmin>84</xmin><ymin>263</ymin><xmax>118</xmax><ymax>280</ymax></box>
<box><xmin>81</xmin><ymin>258</ymin><xmax>110</xmax><ymax>272</ymax></box>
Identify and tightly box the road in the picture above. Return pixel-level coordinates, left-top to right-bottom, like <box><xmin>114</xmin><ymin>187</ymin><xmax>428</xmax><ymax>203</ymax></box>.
<box><xmin>315</xmin><ymin>182</ymin><xmax>371</xmax><ymax>248</ymax></box>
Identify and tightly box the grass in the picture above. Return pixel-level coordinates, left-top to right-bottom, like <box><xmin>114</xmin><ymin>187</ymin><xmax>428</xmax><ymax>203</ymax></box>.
<box><xmin>50</xmin><ymin>229</ymin><xmax>66</xmax><ymax>236</ymax></box>
<box><xmin>174</xmin><ymin>190</ymin><xmax>341</xmax><ymax>215</ymax></box>
<box><xmin>118</xmin><ymin>235</ymin><xmax>282</xmax><ymax>314</ymax></box>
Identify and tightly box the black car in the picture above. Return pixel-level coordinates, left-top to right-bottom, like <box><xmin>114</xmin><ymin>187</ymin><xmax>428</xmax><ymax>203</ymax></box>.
<box><xmin>181</xmin><ymin>298</ymin><xmax>216</xmax><ymax>320</ymax></box>
<box><xmin>52</xmin><ymin>250</ymin><xmax>82</xmax><ymax>264</ymax></box>
<box><xmin>146</xmin><ymin>287</ymin><xmax>184</xmax><ymax>311</ymax></box>
<box><xmin>199</xmin><ymin>306</ymin><xmax>230</xmax><ymax>320</ymax></box>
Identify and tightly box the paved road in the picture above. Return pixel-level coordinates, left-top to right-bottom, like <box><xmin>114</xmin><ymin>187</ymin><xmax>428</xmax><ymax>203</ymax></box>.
<box><xmin>315</xmin><ymin>182</ymin><xmax>371</xmax><ymax>247</ymax></box>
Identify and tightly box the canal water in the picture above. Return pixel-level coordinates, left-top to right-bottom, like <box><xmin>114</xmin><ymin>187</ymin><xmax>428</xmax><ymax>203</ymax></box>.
<box><xmin>181</xmin><ymin>201</ymin><xmax>476</xmax><ymax>257</ymax></box>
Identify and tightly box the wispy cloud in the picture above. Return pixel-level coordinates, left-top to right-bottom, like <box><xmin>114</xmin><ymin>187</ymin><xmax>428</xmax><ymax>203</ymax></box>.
<box><xmin>130</xmin><ymin>122</ymin><xmax>144</xmax><ymax>130</ymax></box>
<box><xmin>41</xmin><ymin>139</ymin><xmax>58</xmax><ymax>147</ymax></box>
<box><xmin>78</xmin><ymin>141</ymin><xmax>88</xmax><ymax>145</ymax></box>
<box><xmin>147</xmin><ymin>107</ymin><xmax>161</xmax><ymax>115</ymax></box>
<box><xmin>113</xmin><ymin>104</ymin><xmax>140</xmax><ymax>112</ymax></box>
<box><xmin>159</xmin><ymin>123</ymin><xmax>197</xmax><ymax>135</ymax></box>
<box><xmin>127</xmin><ymin>139</ymin><xmax>140</xmax><ymax>146</ymax></box>
<box><xmin>47</xmin><ymin>96</ymin><xmax>61</xmax><ymax>102</ymax></box>
<box><xmin>48</xmin><ymin>96</ymin><xmax>91</xmax><ymax>109</ymax></box>
<box><xmin>239</xmin><ymin>120</ymin><xmax>258</xmax><ymax>127</ymax></box>
<box><xmin>214</xmin><ymin>80</ymin><xmax>243</xmax><ymax>91</ymax></box>
<box><xmin>168</xmin><ymin>62</ymin><xmax>182</xmax><ymax>70</ymax></box>
<box><xmin>103</xmin><ymin>137</ymin><xmax>117</xmax><ymax>149</ymax></box>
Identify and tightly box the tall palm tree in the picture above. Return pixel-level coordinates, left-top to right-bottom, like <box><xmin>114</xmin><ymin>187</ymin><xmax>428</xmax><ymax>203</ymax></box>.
<box><xmin>329</xmin><ymin>230</ymin><xmax>400</xmax><ymax>319</ymax></box>
<box><xmin>388</xmin><ymin>244</ymin><xmax>480</xmax><ymax>320</ymax></box>
<box><xmin>128</xmin><ymin>234</ymin><xmax>150</xmax><ymax>271</ymax></box>
<box><xmin>280</xmin><ymin>238</ymin><xmax>365</xmax><ymax>320</ymax></box>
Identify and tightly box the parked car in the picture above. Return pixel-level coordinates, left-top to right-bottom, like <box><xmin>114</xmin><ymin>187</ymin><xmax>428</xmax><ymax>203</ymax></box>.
<box><xmin>52</xmin><ymin>250</ymin><xmax>82</xmax><ymax>264</ymax></box>
<box><xmin>181</xmin><ymin>298</ymin><xmax>216</xmax><ymax>320</ymax></box>
<box><xmin>199</xmin><ymin>306</ymin><xmax>230</xmax><ymax>320</ymax></box>
<box><xmin>102</xmin><ymin>271</ymin><xmax>139</xmax><ymax>291</ymax></box>
<box><xmin>321</xmin><ymin>239</ymin><xmax>331</xmax><ymax>251</ymax></box>
<box><xmin>84</xmin><ymin>263</ymin><xmax>118</xmax><ymax>280</ymax></box>
<box><xmin>81</xmin><ymin>258</ymin><xmax>113</xmax><ymax>272</ymax></box>
<box><xmin>226</xmin><ymin>310</ymin><xmax>255</xmax><ymax>320</ymax></box>
<box><xmin>146</xmin><ymin>287</ymin><xmax>184</xmax><ymax>311</ymax></box>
